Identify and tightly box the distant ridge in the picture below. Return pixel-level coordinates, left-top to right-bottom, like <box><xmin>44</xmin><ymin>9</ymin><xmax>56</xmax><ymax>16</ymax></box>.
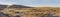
<box><xmin>0</xmin><ymin>4</ymin><xmax>7</xmax><ymax>10</ymax></box>
<box><xmin>9</xmin><ymin>4</ymin><xmax>32</xmax><ymax>8</ymax></box>
<box><xmin>0</xmin><ymin>4</ymin><xmax>33</xmax><ymax>10</ymax></box>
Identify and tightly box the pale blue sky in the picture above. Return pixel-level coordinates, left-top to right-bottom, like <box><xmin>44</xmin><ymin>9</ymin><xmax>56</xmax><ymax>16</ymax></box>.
<box><xmin>0</xmin><ymin>0</ymin><xmax>60</xmax><ymax>7</ymax></box>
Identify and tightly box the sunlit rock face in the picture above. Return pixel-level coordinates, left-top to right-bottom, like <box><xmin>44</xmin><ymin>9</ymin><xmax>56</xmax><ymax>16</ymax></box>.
<box><xmin>1</xmin><ymin>7</ymin><xmax>60</xmax><ymax>17</ymax></box>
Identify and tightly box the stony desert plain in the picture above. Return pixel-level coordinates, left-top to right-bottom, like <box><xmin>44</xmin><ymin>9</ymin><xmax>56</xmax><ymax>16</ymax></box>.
<box><xmin>0</xmin><ymin>7</ymin><xmax>60</xmax><ymax>17</ymax></box>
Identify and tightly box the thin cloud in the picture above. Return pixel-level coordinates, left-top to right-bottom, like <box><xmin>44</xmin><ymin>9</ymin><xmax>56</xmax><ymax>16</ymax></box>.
<box><xmin>0</xmin><ymin>0</ymin><xmax>60</xmax><ymax>7</ymax></box>
<box><xmin>0</xmin><ymin>1</ymin><xmax>16</xmax><ymax>5</ymax></box>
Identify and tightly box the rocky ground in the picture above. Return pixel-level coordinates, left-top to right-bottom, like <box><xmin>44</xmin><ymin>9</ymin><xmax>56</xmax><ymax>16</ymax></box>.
<box><xmin>0</xmin><ymin>7</ymin><xmax>60</xmax><ymax>17</ymax></box>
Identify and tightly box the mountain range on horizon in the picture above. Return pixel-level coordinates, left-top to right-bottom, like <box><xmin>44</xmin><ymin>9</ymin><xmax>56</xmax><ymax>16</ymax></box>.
<box><xmin>9</xmin><ymin>4</ymin><xmax>32</xmax><ymax>8</ymax></box>
<box><xmin>0</xmin><ymin>4</ymin><xmax>32</xmax><ymax>10</ymax></box>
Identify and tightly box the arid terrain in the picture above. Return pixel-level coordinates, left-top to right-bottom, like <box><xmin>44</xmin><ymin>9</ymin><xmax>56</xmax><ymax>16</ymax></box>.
<box><xmin>0</xmin><ymin>7</ymin><xmax>60</xmax><ymax>17</ymax></box>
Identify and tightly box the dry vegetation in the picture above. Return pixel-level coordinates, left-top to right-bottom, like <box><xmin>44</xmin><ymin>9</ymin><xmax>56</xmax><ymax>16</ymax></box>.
<box><xmin>1</xmin><ymin>7</ymin><xmax>60</xmax><ymax>17</ymax></box>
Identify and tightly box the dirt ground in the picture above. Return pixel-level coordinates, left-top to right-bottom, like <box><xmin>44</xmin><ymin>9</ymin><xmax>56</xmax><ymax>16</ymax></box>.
<box><xmin>1</xmin><ymin>7</ymin><xmax>60</xmax><ymax>17</ymax></box>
